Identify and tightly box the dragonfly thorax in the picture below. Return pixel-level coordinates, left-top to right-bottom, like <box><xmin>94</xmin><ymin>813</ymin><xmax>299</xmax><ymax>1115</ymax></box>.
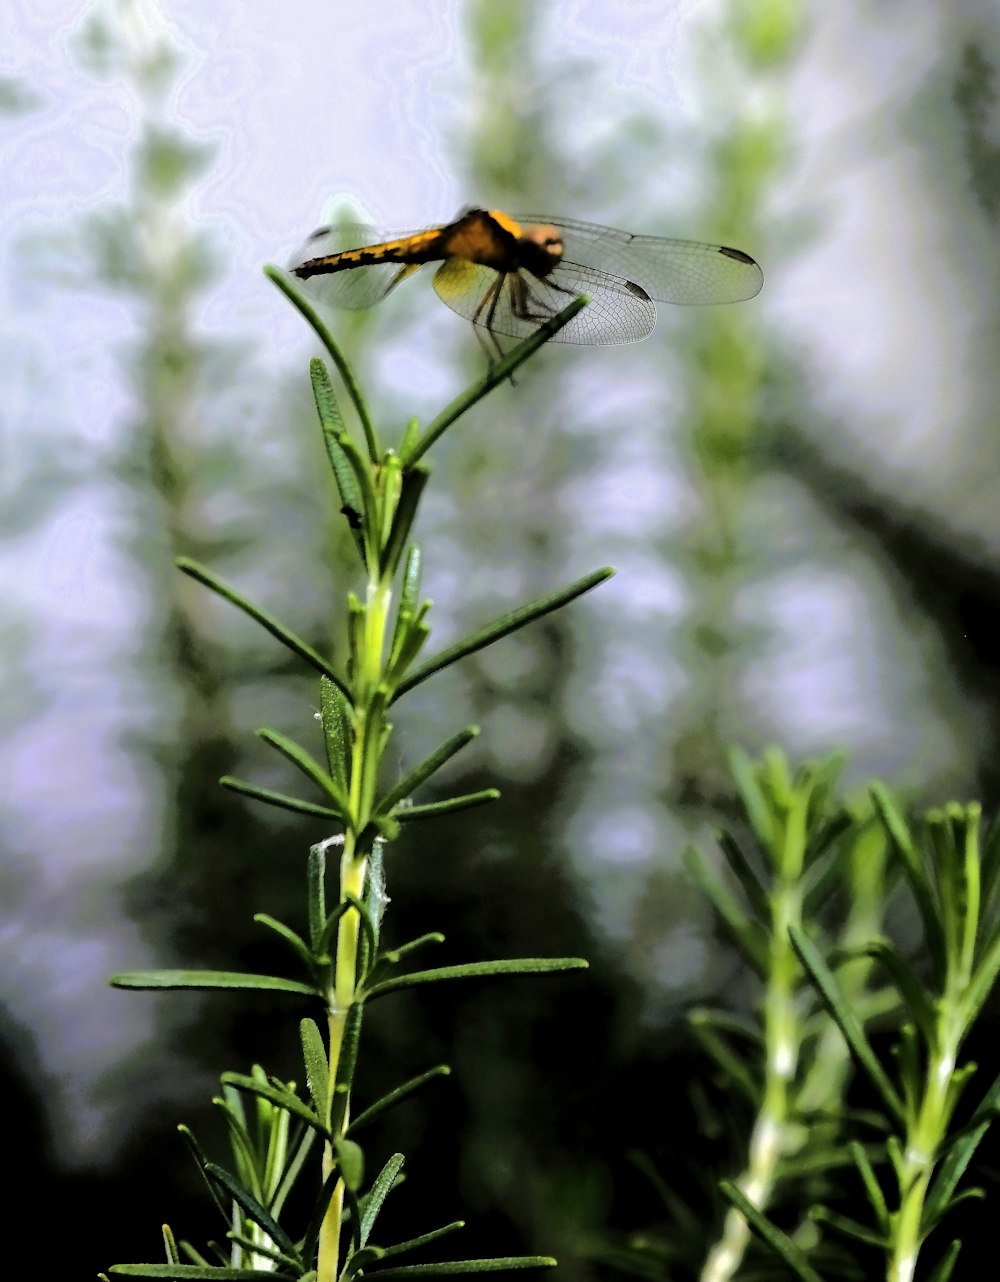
<box><xmin>516</xmin><ymin>224</ymin><xmax>564</xmax><ymax>280</ymax></box>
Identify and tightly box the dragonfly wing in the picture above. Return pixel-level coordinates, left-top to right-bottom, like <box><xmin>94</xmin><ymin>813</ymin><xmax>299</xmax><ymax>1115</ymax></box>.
<box><xmin>516</xmin><ymin>214</ymin><xmax>764</xmax><ymax>305</ymax></box>
<box><xmin>432</xmin><ymin>258</ymin><xmax>656</xmax><ymax>345</ymax></box>
<box><xmin>290</xmin><ymin>223</ymin><xmax>424</xmax><ymax>310</ymax></box>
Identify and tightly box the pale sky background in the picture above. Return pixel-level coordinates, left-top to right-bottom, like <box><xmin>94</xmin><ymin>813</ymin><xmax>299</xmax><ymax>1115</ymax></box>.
<box><xmin>3</xmin><ymin>0</ymin><xmax>998</xmax><ymax>1162</ymax></box>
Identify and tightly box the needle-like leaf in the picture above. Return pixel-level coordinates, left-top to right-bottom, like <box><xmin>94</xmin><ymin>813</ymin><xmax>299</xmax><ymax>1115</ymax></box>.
<box><xmin>392</xmin><ymin>569</ymin><xmax>613</xmax><ymax>699</ymax></box>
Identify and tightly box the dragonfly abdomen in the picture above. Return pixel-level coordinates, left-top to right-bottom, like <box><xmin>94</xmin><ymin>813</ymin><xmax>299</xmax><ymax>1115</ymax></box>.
<box><xmin>293</xmin><ymin>228</ymin><xmax>448</xmax><ymax>279</ymax></box>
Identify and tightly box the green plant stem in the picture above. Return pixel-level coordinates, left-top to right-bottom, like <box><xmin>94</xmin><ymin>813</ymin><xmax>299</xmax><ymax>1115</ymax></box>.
<box><xmin>361</xmin><ymin>579</ymin><xmax>392</xmax><ymax>697</ymax></box>
<box><xmin>888</xmin><ymin>1016</ymin><xmax>963</xmax><ymax>1282</ymax></box>
<box><xmin>318</xmin><ymin>848</ymin><xmax>368</xmax><ymax>1282</ymax></box>
<box><xmin>701</xmin><ymin>882</ymin><xmax>802</xmax><ymax>1282</ymax></box>
<box><xmin>876</xmin><ymin>802</ymin><xmax>987</xmax><ymax>1282</ymax></box>
<box><xmin>318</xmin><ymin>558</ymin><xmax>395</xmax><ymax>1282</ymax></box>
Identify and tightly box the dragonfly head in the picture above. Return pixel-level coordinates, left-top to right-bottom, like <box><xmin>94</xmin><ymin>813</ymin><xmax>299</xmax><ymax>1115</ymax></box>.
<box><xmin>517</xmin><ymin>223</ymin><xmax>564</xmax><ymax>279</ymax></box>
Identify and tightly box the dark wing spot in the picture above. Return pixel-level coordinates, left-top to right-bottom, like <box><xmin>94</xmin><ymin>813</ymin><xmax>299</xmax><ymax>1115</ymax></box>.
<box><xmin>303</xmin><ymin>226</ymin><xmax>332</xmax><ymax>244</ymax></box>
<box><xmin>625</xmin><ymin>280</ymin><xmax>652</xmax><ymax>299</ymax></box>
<box><xmin>718</xmin><ymin>245</ymin><xmax>756</xmax><ymax>264</ymax></box>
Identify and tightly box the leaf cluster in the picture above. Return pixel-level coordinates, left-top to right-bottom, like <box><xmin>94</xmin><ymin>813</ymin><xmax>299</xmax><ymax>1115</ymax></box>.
<box><xmin>635</xmin><ymin>758</ymin><xmax>1000</xmax><ymax>1282</ymax></box>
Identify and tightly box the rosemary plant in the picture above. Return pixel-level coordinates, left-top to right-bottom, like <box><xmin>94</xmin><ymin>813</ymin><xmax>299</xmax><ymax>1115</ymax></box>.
<box><xmin>693</xmin><ymin>750</ymin><xmax>892</xmax><ymax>1282</ymax></box>
<box><xmin>99</xmin><ymin>271</ymin><xmax>595</xmax><ymax>1282</ymax></box>
<box><xmin>782</xmin><ymin>791</ymin><xmax>1000</xmax><ymax>1282</ymax></box>
<box><xmin>611</xmin><ymin>752</ymin><xmax>1000</xmax><ymax>1282</ymax></box>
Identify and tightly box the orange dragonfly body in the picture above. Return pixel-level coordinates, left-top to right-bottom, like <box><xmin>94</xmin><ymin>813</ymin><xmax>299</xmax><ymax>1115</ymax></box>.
<box><xmin>291</xmin><ymin>208</ymin><xmax>762</xmax><ymax>350</ymax></box>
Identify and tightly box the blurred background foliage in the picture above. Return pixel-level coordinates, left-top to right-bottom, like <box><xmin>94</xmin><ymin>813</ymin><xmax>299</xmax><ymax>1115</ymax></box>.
<box><xmin>4</xmin><ymin>0</ymin><xmax>1000</xmax><ymax>1277</ymax></box>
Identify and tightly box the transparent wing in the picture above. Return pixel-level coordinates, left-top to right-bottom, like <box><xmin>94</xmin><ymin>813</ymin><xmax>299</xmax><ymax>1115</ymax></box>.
<box><xmin>432</xmin><ymin>258</ymin><xmax>656</xmax><ymax>345</ymax></box>
<box><xmin>289</xmin><ymin>223</ymin><xmax>426</xmax><ymax>310</ymax></box>
<box><xmin>515</xmin><ymin>214</ymin><xmax>764</xmax><ymax>304</ymax></box>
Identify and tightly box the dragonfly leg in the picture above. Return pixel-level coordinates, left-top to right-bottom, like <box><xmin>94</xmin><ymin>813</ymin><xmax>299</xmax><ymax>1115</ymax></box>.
<box><xmin>471</xmin><ymin>319</ymin><xmax>499</xmax><ymax>369</ymax></box>
<box><xmin>512</xmin><ymin>271</ymin><xmax>576</xmax><ymax>325</ymax></box>
<box><xmin>473</xmin><ymin>274</ymin><xmax>508</xmax><ymax>366</ymax></box>
<box><xmin>537</xmin><ymin>272</ymin><xmax>575</xmax><ymax>299</ymax></box>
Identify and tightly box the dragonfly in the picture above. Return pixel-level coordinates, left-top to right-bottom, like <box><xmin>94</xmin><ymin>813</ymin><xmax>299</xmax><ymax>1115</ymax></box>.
<box><xmin>290</xmin><ymin>208</ymin><xmax>763</xmax><ymax>353</ymax></box>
